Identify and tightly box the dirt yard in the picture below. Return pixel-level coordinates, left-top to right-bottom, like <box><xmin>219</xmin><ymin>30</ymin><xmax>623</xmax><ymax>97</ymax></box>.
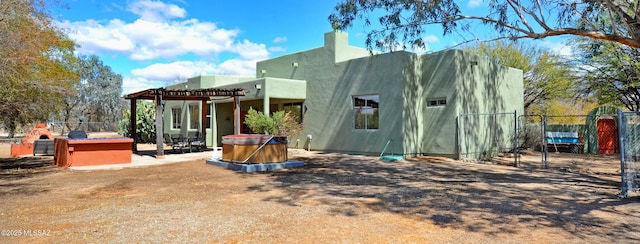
<box><xmin>1</xmin><ymin>143</ymin><xmax>639</xmax><ymax>243</ymax></box>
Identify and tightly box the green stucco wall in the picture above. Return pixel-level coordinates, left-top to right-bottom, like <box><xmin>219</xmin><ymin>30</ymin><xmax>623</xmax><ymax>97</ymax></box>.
<box><xmin>454</xmin><ymin>50</ymin><xmax>524</xmax><ymax>159</ymax></box>
<box><xmin>255</xmin><ymin>32</ymin><xmax>402</xmax><ymax>155</ymax></box>
<box><xmin>162</xmin><ymin>31</ymin><xmax>524</xmax><ymax>158</ymax></box>
<box><xmin>400</xmin><ymin>49</ymin><xmax>523</xmax><ymax>158</ymax></box>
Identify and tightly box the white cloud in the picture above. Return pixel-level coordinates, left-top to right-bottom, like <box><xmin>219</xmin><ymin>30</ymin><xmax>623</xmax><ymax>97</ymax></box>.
<box><xmin>467</xmin><ymin>0</ymin><xmax>484</xmax><ymax>8</ymax></box>
<box><xmin>58</xmin><ymin>0</ymin><xmax>278</xmax><ymax>94</ymax></box>
<box><xmin>273</xmin><ymin>36</ymin><xmax>287</xmax><ymax>43</ymax></box>
<box><xmin>541</xmin><ymin>40</ymin><xmax>574</xmax><ymax>58</ymax></box>
<box><xmin>58</xmin><ymin>19</ymin><xmax>135</xmax><ymax>54</ymax></box>
<box><xmin>423</xmin><ymin>35</ymin><xmax>439</xmax><ymax>43</ymax></box>
<box><xmin>234</xmin><ymin>40</ymin><xmax>269</xmax><ymax>60</ymax></box>
<box><xmin>218</xmin><ymin>59</ymin><xmax>257</xmax><ymax>76</ymax></box>
<box><xmin>130</xmin><ymin>61</ymin><xmax>217</xmax><ymax>82</ymax></box>
<box><xmin>62</xmin><ymin>18</ymin><xmax>243</xmax><ymax>61</ymax></box>
<box><xmin>127</xmin><ymin>0</ymin><xmax>187</xmax><ymax>22</ymax></box>
<box><xmin>124</xmin><ymin>56</ymin><xmax>261</xmax><ymax>94</ymax></box>
<box><xmin>122</xmin><ymin>76</ymin><xmax>164</xmax><ymax>94</ymax></box>
<box><xmin>123</xmin><ymin>61</ymin><xmax>217</xmax><ymax>94</ymax></box>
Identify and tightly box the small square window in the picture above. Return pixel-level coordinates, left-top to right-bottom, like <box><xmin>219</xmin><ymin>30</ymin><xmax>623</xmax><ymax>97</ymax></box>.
<box><xmin>427</xmin><ymin>98</ymin><xmax>447</xmax><ymax>107</ymax></box>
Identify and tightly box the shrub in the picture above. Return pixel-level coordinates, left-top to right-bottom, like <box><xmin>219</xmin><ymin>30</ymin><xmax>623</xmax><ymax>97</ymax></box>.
<box><xmin>118</xmin><ymin>101</ymin><xmax>156</xmax><ymax>143</ymax></box>
<box><xmin>244</xmin><ymin>107</ymin><xmax>302</xmax><ymax>139</ymax></box>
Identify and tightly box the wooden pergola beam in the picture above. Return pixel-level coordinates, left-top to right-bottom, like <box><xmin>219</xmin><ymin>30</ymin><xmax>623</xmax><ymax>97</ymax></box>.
<box><xmin>124</xmin><ymin>88</ymin><xmax>245</xmax><ymax>100</ymax></box>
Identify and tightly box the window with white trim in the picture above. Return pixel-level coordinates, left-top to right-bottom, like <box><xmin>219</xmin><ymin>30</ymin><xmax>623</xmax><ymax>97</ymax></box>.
<box><xmin>189</xmin><ymin>103</ymin><xmax>199</xmax><ymax>130</ymax></box>
<box><xmin>353</xmin><ymin>94</ymin><xmax>379</xmax><ymax>130</ymax></box>
<box><xmin>171</xmin><ymin>108</ymin><xmax>181</xmax><ymax>129</ymax></box>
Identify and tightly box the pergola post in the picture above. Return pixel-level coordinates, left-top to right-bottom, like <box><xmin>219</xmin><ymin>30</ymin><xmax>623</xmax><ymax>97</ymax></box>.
<box><xmin>210</xmin><ymin>102</ymin><xmax>217</xmax><ymax>148</ymax></box>
<box><xmin>130</xmin><ymin>99</ymin><xmax>137</xmax><ymax>153</ymax></box>
<box><xmin>155</xmin><ymin>93</ymin><xmax>164</xmax><ymax>158</ymax></box>
<box><xmin>234</xmin><ymin>96</ymin><xmax>241</xmax><ymax>135</ymax></box>
<box><xmin>201</xmin><ymin>99</ymin><xmax>207</xmax><ymax>144</ymax></box>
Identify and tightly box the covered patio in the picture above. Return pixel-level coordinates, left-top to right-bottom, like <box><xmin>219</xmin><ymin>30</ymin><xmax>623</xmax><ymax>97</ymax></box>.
<box><xmin>124</xmin><ymin>87</ymin><xmax>245</xmax><ymax>158</ymax></box>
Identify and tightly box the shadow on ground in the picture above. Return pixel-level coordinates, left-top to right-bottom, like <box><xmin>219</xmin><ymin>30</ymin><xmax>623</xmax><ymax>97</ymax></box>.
<box><xmin>0</xmin><ymin>157</ymin><xmax>58</xmax><ymax>195</ymax></box>
<box><xmin>247</xmin><ymin>153</ymin><xmax>640</xmax><ymax>241</ymax></box>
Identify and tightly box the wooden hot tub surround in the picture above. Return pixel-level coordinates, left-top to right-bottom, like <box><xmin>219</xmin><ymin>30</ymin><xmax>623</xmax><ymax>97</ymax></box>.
<box><xmin>221</xmin><ymin>134</ymin><xmax>288</xmax><ymax>164</ymax></box>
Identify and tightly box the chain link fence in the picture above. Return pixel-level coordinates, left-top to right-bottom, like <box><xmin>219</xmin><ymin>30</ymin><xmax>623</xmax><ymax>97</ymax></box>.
<box><xmin>617</xmin><ymin>111</ymin><xmax>640</xmax><ymax>197</ymax></box>
<box><xmin>458</xmin><ymin>111</ymin><xmax>517</xmax><ymax>164</ymax></box>
<box><xmin>459</xmin><ymin>109</ymin><xmax>640</xmax><ymax>197</ymax></box>
<box><xmin>47</xmin><ymin>121</ymin><xmax>117</xmax><ymax>136</ymax></box>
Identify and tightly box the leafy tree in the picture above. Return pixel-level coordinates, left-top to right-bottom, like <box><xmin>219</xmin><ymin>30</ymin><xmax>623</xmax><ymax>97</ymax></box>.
<box><xmin>118</xmin><ymin>101</ymin><xmax>156</xmax><ymax>143</ymax></box>
<box><xmin>59</xmin><ymin>55</ymin><xmax>124</xmax><ymax>134</ymax></box>
<box><xmin>329</xmin><ymin>0</ymin><xmax>640</xmax><ymax>51</ymax></box>
<box><xmin>574</xmin><ymin>39</ymin><xmax>640</xmax><ymax>111</ymax></box>
<box><xmin>0</xmin><ymin>0</ymin><xmax>78</xmax><ymax>137</ymax></box>
<box><xmin>465</xmin><ymin>41</ymin><xmax>575</xmax><ymax>114</ymax></box>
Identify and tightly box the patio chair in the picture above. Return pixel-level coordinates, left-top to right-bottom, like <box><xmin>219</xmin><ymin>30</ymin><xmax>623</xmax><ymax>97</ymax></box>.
<box><xmin>68</xmin><ymin>130</ymin><xmax>88</xmax><ymax>139</ymax></box>
<box><xmin>188</xmin><ymin>131</ymin><xmax>206</xmax><ymax>152</ymax></box>
<box><xmin>164</xmin><ymin>133</ymin><xmax>188</xmax><ymax>153</ymax></box>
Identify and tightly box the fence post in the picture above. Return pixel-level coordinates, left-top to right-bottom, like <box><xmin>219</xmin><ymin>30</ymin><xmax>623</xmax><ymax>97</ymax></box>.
<box><xmin>542</xmin><ymin>115</ymin><xmax>548</xmax><ymax>169</ymax></box>
<box><xmin>457</xmin><ymin>114</ymin><xmax>461</xmax><ymax>160</ymax></box>
<box><xmin>617</xmin><ymin>109</ymin><xmax>628</xmax><ymax>198</ymax></box>
<box><xmin>514</xmin><ymin>110</ymin><xmax>518</xmax><ymax>167</ymax></box>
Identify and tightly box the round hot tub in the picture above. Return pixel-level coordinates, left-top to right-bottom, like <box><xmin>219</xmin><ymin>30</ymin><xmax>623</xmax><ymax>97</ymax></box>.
<box><xmin>221</xmin><ymin>134</ymin><xmax>288</xmax><ymax>164</ymax></box>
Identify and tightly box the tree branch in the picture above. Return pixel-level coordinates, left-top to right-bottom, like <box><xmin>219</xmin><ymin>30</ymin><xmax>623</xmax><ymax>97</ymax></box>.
<box><xmin>505</xmin><ymin>0</ymin><xmax>536</xmax><ymax>33</ymax></box>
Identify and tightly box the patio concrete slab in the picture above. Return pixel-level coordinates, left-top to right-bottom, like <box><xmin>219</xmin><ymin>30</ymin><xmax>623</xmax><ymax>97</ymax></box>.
<box><xmin>68</xmin><ymin>149</ymin><xmax>221</xmax><ymax>171</ymax></box>
<box><xmin>206</xmin><ymin>158</ymin><xmax>304</xmax><ymax>173</ymax></box>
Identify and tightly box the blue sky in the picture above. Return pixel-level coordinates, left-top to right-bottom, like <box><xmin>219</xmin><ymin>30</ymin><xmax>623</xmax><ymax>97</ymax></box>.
<box><xmin>54</xmin><ymin>0</ymin><xmax>569</xmax><ymax>94</ymax></box>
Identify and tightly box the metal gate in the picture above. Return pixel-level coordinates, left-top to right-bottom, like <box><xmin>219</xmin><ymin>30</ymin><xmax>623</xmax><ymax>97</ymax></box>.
<box><xmin>617</xmin><ymin>111</ymin><xmax>640</xmax><ymax>197</ymax></box>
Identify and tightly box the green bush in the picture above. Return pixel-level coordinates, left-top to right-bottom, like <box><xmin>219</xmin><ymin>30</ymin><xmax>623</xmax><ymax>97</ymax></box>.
<box><xmin>118</xmin><ymin>101</ymin><xmax>156</xmax><ymax>143</ymax></box>
<box><xmin>244</xmin><ymin>107</ymin><xmax>302</xmax><ymax>139</ymax></box>
<box><xmin>243</xmin><ymin>108</ymin><xmax>275</xmax><ymax>135</ymax></box>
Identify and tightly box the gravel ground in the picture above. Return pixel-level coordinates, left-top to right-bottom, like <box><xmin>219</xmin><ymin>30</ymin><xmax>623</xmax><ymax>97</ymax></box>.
<box><xmin>1</xmin><ymin>149</ymin><xmax>640</xmax><ymax>243</ymax></box>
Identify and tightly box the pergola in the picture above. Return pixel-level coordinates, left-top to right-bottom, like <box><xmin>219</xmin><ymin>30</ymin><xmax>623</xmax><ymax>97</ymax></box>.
<box><xmin>123</xmin><ymin>87</ymin><xmax>245</xmax><ymax>158</ymax></box>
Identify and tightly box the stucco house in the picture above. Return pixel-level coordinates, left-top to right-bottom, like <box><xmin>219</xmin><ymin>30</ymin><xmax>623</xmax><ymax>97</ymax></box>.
<box><xmin>163</xmin><ymin>31</ymin><xmax>524</xmax><ymax>159</ymax></box>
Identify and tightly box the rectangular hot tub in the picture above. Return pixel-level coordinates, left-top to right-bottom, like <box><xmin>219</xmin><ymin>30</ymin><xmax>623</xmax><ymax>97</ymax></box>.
<box><xmin>221</xmin><ymin>134</ymin><xmax>288</xmax><ymax>164</ymax></box>
<box><xmin>54</xmin><ymin>138</ymin><xmax>133</xmax><ymax>168</ymax></box>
